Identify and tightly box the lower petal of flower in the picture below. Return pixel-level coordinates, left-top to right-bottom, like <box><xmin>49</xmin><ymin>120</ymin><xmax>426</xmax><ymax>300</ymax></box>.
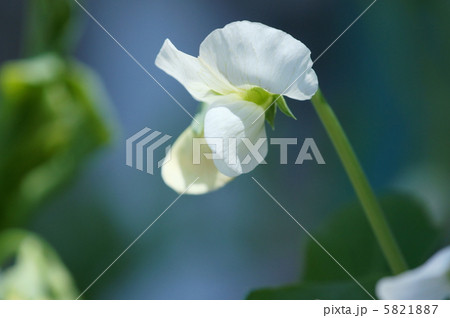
<box><xmin>204</xmin><ymin>96</ymin><xmax>268</xmax><ymax>177</ymax></box>
<box><xmin>161</xmin><ymin>126</ymin><xmax>233</xmax><ymax>195</ymax></box>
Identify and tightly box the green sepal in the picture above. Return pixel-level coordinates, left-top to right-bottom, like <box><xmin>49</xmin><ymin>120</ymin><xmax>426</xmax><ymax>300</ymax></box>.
<box><xmin>264</xmin><ymin>103</ymin><xmax>276</xmax><ymax>129</ymax></box>
<box><xmin>275</xmin><ymin>95</ymin><xmax>297</xmax><ymax>120</ymax></box>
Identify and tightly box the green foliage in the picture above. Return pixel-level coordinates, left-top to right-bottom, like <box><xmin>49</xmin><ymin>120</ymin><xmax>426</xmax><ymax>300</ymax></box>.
<box><xmin>0</xmin><ymin>230</ymin><xmax>78</xmax><ymax>299</ymax></box>
<box><xmin>0</xmin><ymin>54</ymin><xmax>112</xmax><ymax>227</ymax></box>
<box><xmin>303</xmin><ymin>193</ymin><xmax>439</xmax><ymax>282</ymax></box>
<box><xmin>247</xmin><ymin>193</ymin><xmax>441</xmax><ymax>299</ymax></box>
<box><xmin>0</xmin><ymin>0</ymin><xmax>115</xmax><ymax>300</ymax></box>
<box><xmin>248</xmin><ymin>277</ymin><xmax>381</xmax><ymax>300</ymax></box>
<box><xmin>24</xmin><ymin>0</ymin><xmax>79</xmax><ymax>56</ymax></box>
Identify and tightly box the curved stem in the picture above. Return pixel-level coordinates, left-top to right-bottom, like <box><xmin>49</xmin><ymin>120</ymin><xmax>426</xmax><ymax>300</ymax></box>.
<box><xmin>311</xmin><ymin>89</ymin><xmax>408</xmax><ymax>275</ymax></box>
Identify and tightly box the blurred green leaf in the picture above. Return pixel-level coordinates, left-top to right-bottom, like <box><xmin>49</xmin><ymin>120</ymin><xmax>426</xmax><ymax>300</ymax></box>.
<box><xmin>0</xmin><ymin>230</ymin><xmax>78</xmax><ymax>299</ymax></box>
<box><xmin>247</xmin><ymin>193</ymin><xmax>441</xmax><ymax>299</ymax></box>
<box><xmin>248</xmin><ymin>276</ymin><xmax>381</xmax><ymax>300</ymax></box>
<box><xmin>0</xmin><ymin>54</ymin><xmax>113</xmax><ymax>227</ymax></box>
<box><xmin>24</xmin><ymin>0</ymin><xmax>79</xmax><ymax>56</ymax></box>
<box><xmin>303</xmin><ymin>193</ymin><xmax>440</xmax><ymax>282</ymax></box>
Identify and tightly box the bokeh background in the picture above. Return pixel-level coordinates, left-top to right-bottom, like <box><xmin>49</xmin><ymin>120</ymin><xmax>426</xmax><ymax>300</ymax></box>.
<box><xmin>0</xmin><ymin>0</ymin><xmax>449</xmax><ymax>299</ymax></box>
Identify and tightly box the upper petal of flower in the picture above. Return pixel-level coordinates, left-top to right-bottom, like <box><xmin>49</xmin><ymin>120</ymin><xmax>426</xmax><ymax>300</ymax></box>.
<box><xmin>161</xmin><ymin>126</ymin><xmax>233</xmax><ymax>194</ymax></box>
<box><xmin>203</xmin><ymin>95</ymin><xmax>268</xmax><ymax>177</ymax></box>
<box><xmin>199</xmin><ymin>21</ymin><xmax>318</xmax><ymax>101</ymax></box>
<box><xmin>376</xmin><ymin>246</ymin><xmax>450</xmax><ymax>300</ymax></box>
<box><xmin>155</xmin><ymin>39</ymin><xmax>237</xmax><ymax>103</ymax></box>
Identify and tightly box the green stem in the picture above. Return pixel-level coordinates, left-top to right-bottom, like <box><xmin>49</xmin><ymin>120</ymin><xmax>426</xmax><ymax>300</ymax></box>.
<box><xmin>311</xmin><ymin>89</ymin><xmax>408</xmax><ymax>275</ymax></box>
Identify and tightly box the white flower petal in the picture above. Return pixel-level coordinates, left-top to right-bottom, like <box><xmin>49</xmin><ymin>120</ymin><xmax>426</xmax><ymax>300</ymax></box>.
<box><xmin>376</xmin><ymin>246</ymin><xmax>450</xmax><ymax>300</ymax></box>
<box><xmin>204</xmin><ymin>96</ymin><xmax>268</xmax><ymax>177</ymax></box>
<box><xmin>161</xmin><ymin>126</ymin><xmax>233</xmax><ymax>195</ymax></box>
<box><xmin>199</xmin><ymin>21</ymin><xmax>318</xmax><ymax>101</ymax></box>
<box><xmin>155</xmin><ymin>39</ymin><xmax>236</xmax><ymax>102</ymax></box>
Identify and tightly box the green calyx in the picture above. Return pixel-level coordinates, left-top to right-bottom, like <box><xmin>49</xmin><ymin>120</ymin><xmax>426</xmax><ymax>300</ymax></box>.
<box><xmin>241</xmin><ymin>87</ymin><xmax>296</xmax><ymax>129</ymax></box>
<box><xmin>242</xmin><ymin>87</ymin><xmax>274</xmax><ymax>109</ymax></box>
<box><xmin>196</xmin><ymin>88</ymin><xmax>296</xmax><ymax>132</ymax></box>
<box><xmin>274</xmin><ymin>94</ymin><xmax>297</xmax><ymax>120</ymax></box>
<box><xmin>242</xmin><ymin>87</ymin><xmax>297</xmax><ymax>129</ymax></box>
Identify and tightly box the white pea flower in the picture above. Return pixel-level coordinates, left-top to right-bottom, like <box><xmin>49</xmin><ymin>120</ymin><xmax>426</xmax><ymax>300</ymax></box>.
<box><xmin>376</xmin><ymin>246</ymin><xmax>450</xmax><ymax>300</ymax></box>
<box><xmin>156</xmin><ymin>20</ymin><xmax>318</xmax><ymax>185</ymax></box>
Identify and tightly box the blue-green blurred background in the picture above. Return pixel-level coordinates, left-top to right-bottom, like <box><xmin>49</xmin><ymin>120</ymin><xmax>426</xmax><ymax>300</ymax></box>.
<box><xmin>0</xmin><ymin>0</ymin><xmax>449</xmax><ymax>299</ymax></box>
